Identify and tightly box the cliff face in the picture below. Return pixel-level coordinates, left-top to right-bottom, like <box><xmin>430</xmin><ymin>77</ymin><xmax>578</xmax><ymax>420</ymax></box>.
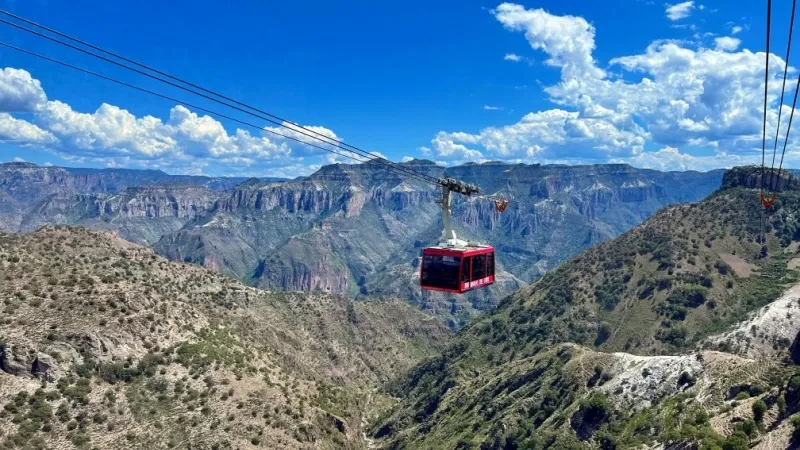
<box><xmin>100</xmin><ymin>185</ymin><xmax>219</xmax><ymax>219</ymax></box>
<box><xmin>721</xmin><ymin>165</ymin><xmax>798</xmax><ymax>192</ymax></box>
<box><xmin>1</xmin><ymin>161</ymin><xmax>724</xmax><ymax>326</ymax></box>
<box><xmin>0</xmin><ymin>162</ymin><xmax>249</xmax><ymax>204</ymax></box>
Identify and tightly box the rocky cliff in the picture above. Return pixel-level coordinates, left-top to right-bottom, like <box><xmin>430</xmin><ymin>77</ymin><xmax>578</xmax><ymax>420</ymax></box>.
<box><xmin>0</xmin><ymin>161</ymin><xmax>724</xmax><ymax>327</ymax></box>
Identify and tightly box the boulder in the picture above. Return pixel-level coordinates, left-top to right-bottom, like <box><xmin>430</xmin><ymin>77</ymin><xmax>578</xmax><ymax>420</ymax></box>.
<box><xmin>31</xmin><ymin>353</ymin><xmax>56</xmax><ymax>379</ymax></box>
<box><xmin>0</xmin><ymin>344</ymin><xmax>34</xmax><ymax>377</ymax></box>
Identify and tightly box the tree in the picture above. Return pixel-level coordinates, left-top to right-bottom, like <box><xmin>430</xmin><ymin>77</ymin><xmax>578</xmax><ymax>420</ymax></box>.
<box><xmin>752</xmin><ymin>399</ymin><xmax>767</xmax><ymax>422</ymax></box>
<box><xmin>734</xmin><ymin>419</ymin><xmax>757</xmax><ymax>439</ymax></box>
<box><xmin>722</xmin><ymin>431</ymin><xmax>750</xmax><ymax>450</ymax></box>
<box><xmin>761</xmin><ymin>245</ymin><xmax>768</xmax><ymax>258</ymax></box>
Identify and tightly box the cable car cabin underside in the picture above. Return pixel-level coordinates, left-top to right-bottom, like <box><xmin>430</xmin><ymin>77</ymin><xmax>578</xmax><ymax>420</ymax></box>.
<box><xmin>420</xmin><ymin>246</ymin><xmax>495</xmax><ymax>294</ymax></box>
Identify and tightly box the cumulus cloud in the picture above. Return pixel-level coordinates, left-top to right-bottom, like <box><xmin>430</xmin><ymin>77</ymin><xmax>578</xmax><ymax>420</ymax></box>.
<box><xmin>731</xmin><ymin>25</ymin><xmax>743</xmax><ymax>34</ymax></box>
<box><xmin>493</xmin><ymin>3</ymin><xmax>604</xmax><ymax>79</ymax></box>
<box><xmin>426</xmin><ymin>3</ymin><xmax>795</xmax><ymax>171</ymax></box>
<box><xmin>0</xmin><ymin>113</ymin><xmax>57</xmax><ymax>145</ymax></box>
<box><xmin>666</xmin><ymin>1</ymin><xmax>695</xmax><ymax>21</ymax></box>
<box><xmin>504</xmin><ymin>53</ymin><xmax>522</xmax><ymax>62</ymax></box>
<box><xmin>0</xmin><ymin>68</ymin><xmax>47</xmax><ymax>113</ymax></box>
<box><xmin>0</xmin><ymin>68</ymin><xmax>346</xmax><ymax>177</ymax></box>
<box><xmin>714</xmin><ymin>36</ymin><xmax>741</xmax><ymax>51</ymax></box>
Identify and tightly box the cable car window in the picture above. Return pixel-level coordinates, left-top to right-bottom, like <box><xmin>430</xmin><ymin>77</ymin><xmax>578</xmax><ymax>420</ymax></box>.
<box><xmin>462</xmin><ymin>257</ymin><xmax>471</xmax><ymax>283</ymax></box>
<box><xmin>487</xmin><ymin>253</ymin><xmax>495</xmax><ymax>276</ymax></box>
<box><xmin>421</xmin><ymin>254</ymin><xmax>461</xmax><ymax>290</ymax></box>
<box><xmin>472</xmin><ymin>254</ymin><xmax>486</xmax><ymax>280</ymax></box>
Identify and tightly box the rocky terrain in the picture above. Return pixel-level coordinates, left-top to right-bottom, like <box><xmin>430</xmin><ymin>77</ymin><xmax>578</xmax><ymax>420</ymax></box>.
<box><xmin>0</xmin><ymin>226</ymin><xmax>449</xmax><ymax>449</ymax></box>
<box><xmin>5</xmin><ymin>166</ymin><xmax>800</xmax><ymax>449</ymax></box>
<box><xmin>0</xmin><ymin>161</ymin><xmax>724</xmax><ymax>328</ymax></box>
<box><xmin>370</xmin><ymin>167</ymin><xmax>800</xmax><ymax>449</ymax></box>
<box><xmin>0</xmin><ymin>162</ymin><xmax>277</xmax><ymax>236</ymax></box>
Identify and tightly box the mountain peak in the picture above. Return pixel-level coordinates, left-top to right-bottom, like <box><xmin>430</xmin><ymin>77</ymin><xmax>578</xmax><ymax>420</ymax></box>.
<box><xmin>401</xmin><ymin>158</ymin><xmax>437</xmax><ymax>166</ymax></box>
<box><xmin>720</xmin><ymin>165</ymin><xmax>799</xmax><ymax>192</ymax></box>
<box><xmin>1</xmin><ymin>161</ymin><xmax>40</xmax><ymax>169</ymax></box>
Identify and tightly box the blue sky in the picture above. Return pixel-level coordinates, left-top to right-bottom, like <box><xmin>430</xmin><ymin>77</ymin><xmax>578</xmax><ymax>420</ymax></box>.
<box><xmin>0</xmin><ymin>0</ymin><xmax>791</xmax><ymax>176</ymax></box>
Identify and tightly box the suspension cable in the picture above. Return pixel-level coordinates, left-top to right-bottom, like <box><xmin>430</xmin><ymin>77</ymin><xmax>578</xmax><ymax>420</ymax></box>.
<box><xmin>0</xmin><ymin>15</ymin><xmax>443</xmax><ymax>186</ymax></box>
<box><xmin>761</xmin><ymin>0</ymin><xmax>773</xmax><ymax>209</ymax></box>
<box><xmin>765</xmin><ymin>0</ymin><xmax>798</xmax><ymax>205</ymax></box>
<box><xmin>0</xmin><ymin>42</ymin><xmax>398</xmax><ymax>173</ymax></box>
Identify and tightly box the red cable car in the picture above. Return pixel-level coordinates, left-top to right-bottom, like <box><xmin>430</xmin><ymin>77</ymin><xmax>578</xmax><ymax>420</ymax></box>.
<box><xmin>420</xmin><ymin>179</ymin><xmax>505</xmax><ymax>294</ymax></box>
<box><xmin>420</xmin><ymin>245</ymin><xmax>495</xmax><ymax>293</ymax></box>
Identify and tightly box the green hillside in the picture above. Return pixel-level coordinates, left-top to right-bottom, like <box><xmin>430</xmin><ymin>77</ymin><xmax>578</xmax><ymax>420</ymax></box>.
<box><xmin>372</xmin><ymin>167</ymin><xmax>800</xmax><ymax>449</ymax></box>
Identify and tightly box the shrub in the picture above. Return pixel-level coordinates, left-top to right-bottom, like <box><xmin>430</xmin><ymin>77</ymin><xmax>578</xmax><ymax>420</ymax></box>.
<box><xmin>579</xmin><ymin>391</ymin><xmax>610</xmax><ymax>422</ymax></box>
<box><xmin>791</xmin><ymin>415</ymin><xmax>800</xmax><ymax>441</ymax></box>
<box><xmin>694</xmin><ymin>410</ymin><xmax>709</xmax><ymax>425</ymax></box>
<box><xmin>752</xmin><ymin>399</ymin><xmax>767</xmax><ymax>422</ymax></box>
<box><xmin>595</xmin><ymin>322</ymin><xmax>612</xmax><ymax>346</ymax></box>
<box><xmin>722</xmin><ymin>431</ymin><xmax>750</xmax><ymax>450</ymax></box>
<box><xmin>734</xmin><ymin>419</ymin><xmax>757</xmax><ymax>438</ymax></box>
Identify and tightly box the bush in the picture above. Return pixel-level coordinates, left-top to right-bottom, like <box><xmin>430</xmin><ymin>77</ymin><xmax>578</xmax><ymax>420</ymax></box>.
<box><xmin>666</xmin><ymin>286</ymin><xmax>708</xmax><ymax>308</ymax></box>
<box><xmin>694</xmin><ymin>410</ymin><xmax>709</xmax><ymax>425</ymax></box>
<box><xmin>734</xmin><ymin>391</ymin><xmax>750</xmax><ymax>401</ymax></box>
<box><xmin>716</xmin><ymin>261</ymin><xmax>732</xmax><ymax>275</ymax></box>
<box><xmin>722</xmin><ymin>431</ymin><xmax>750</xmax><ymax>450</ymax></box>
<box><xmin>752</xmin><ymin>399</ymin><xmax>767</xmax><ymax>422</ymax></box>
<box><xmin>656</xmin><ymin>326</ymin><xmax>688</xmax><ymax>347</ymax></box>
<box><xmin>579</xmin><ymin>392</ymin><xmax>610</xmax><ymax>422</ymax></box>
<box><xmin>678</xmin><ymin>371</ymin><xmax>696</xmax><ymax>388</ymax></box>
<box><xmin>791</xmin><ymin>415</ymin><xmax>800</xmax><ymax>441</ymax></box>
<box><xmin>734</xmin><ymin>419</ymin><xmax>757</xmax><ymax>438</ymax></box>
<box><xmin>595</xmin><ymin>322</ymin><xmax>612</xmax><ymax>346</ymax></box>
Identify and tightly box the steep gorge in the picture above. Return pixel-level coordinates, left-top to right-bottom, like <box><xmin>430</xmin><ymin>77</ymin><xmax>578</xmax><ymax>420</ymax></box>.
<box><xmin>0</xmin><ymin>160</ymin><xmax>724</xmax><ymax>326</ymax></box>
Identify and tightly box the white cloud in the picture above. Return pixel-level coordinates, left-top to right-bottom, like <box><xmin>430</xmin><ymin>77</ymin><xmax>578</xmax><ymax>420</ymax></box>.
<box><xmin>0</xmin><ymin>67</ymin><xmax>348</xmax><ymax>178</ymax></box>
<box><xmin>493</xmin><ymin>3</ymin><xmax>604</xmax><ymax>79</ymax></box>
<box><xmin>714</xmin><ymin>36</ymin><xmax>741</xmax><ymax>51</ymax></box>
<box><xmin>0</xmin><ymin>68</ymin><xmax>47</xmax><ymax>113</ymax></box>
<box><xmin>39</xmin><ymin>101</ymin><xmax>176</xmax><ymax>157</ymax></box>
<box><xmin>612</xmin><ymin>146</ymin><xmax>754</xmax><ymax>171</ymax></box>
<box><xmin>504</xmin><ymin>53</ymin><xmax>522</xmax><ymax>62</ymax></box>
<box><xmin>0</xmin><ymin>113</ymin><xmax>57</xmax><ymax>145</ymax></box>
<box><xmin>13</xmin><ymin>157</ymin><xmax>25</xmax><ymax>162</ymax></box>
<box><xmin>427</xmin><ymin>3</ymin><xmax>796</xmax><ymax>171</ymax></box>
<box><xmin>431</xmin><ymin>132</ymin><xmax>485</xmax><ymax>160</ymax></box>
<box><xmin>666</xmin><ymin>1</ymin><xmax>695</xmax><ymax>21</ymax></box>
<box><xmin>401</xmin><ymin>156</ymin><xmax>414</xmax><ymax>162</ymax></box>
<box><xmin>731</xmin><ymin>25</ymin><xmax>743</xmax><ymax>34</ymax></box>
<box><xmin>484</xmin><ymin>105</ymin><xmax>503</xmax><ymax>110</ymax></box>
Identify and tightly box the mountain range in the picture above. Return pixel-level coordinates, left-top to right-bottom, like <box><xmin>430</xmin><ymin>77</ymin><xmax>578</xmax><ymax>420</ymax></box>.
<box><xmin>4</xmin><ymin>166</ymin><xmax>800</xmax><ymax>449</ymax></box>
<box><xmin>0</xmin><ymin>161</ymin><xmax>724</xmax><ymax>328</ymax></box>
